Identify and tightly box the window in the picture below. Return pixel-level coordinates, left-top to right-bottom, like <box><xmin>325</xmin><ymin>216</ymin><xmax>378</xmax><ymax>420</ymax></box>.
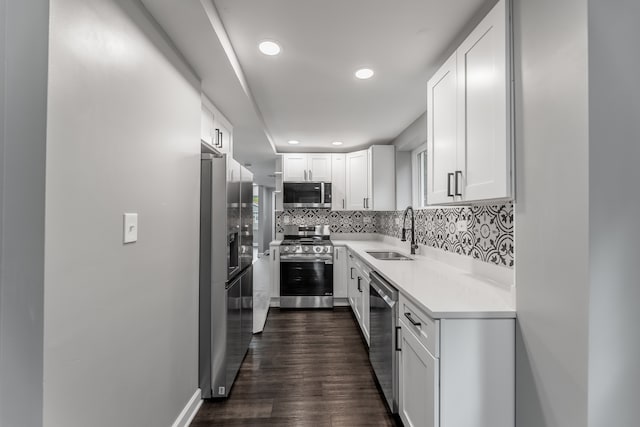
<box><xmin>412</xmin><ymin>143</ymin><xmax>428</xmax><ymax>208</ymax></box>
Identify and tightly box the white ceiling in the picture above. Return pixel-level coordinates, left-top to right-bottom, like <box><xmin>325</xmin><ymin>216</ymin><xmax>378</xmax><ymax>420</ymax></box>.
<box><xmin>213</xmin><ymin>0</ymin><xmax>488</xmax><ymax>152</ymax></box>
<box><xmin>141</xmin><ymin>0</ymin><xmax>278</xmax><ymax>186</ymax></box>
<box><xmin>141</xmin><ymin>0</ymin><xmax>492</xmax><ymax>183</ymax></box>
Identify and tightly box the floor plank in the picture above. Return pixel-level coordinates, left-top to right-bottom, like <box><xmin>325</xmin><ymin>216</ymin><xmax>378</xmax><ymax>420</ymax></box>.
<box><xmin>192</xmin><ymin>308</ymin><xmax>401</xmax><ymax>426</ymax></box>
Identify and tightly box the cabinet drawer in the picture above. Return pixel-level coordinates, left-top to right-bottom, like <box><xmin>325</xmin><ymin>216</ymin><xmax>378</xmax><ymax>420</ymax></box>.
<box><xmin>348</xmin><ymin>252</ymin><xmax>372</xmax><ymax>279</ymax></box>
<box><xmin>399</xmin><ymin>294</ymin><xmax>440</xmax><ymax>357</ymax></box>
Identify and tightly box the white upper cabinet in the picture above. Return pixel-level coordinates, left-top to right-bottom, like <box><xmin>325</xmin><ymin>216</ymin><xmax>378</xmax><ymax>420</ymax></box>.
<box><xmin>369</xmin><ymin>145</ymin><xmax>396</xmax><ymax>211</ymax></box>
<box><xmin>282</xmin><ymin>153</ymin><xmax>332</xmax><ymax>182</ymax></box>
<box><xmin>283</xmin><ymin>146</ymin><xmax>395</xmax><ymax>210</ymax></box>
<box><xmin>427</xmin><ymin>53</ymin><xmax>458</xmax><ymax>205</ymax></box>
<box><xmin>282</xmin><ymin>154</ymin><xmax>308</xmax><ymax>181</ymax></box>
<box><xmin>457</xmin><ymin>0</ymin><xmax>508</xmax><ymax>202</ymax></box>
<box><xmin>427</xmin><ymin>0</ymin><xmax>511</xmax><ymax>205</ymax></box>
<box><xmin>201</xmin><ymin>95</ymin><xmax>233</xmax><ymax>155</ymax></box>
<box><xmin>200</xmin><ymin>104</ymin><xmax>215</xmax><ymax>145</ymax></box>
<box><xmin>307</xmin><ymin>154</ymin><xmax>332</xmax><ymax>182</ymax></box>
<box><xmin>345</xmin><ymin>146</ymin><xmax>396</xmax><ymax>211</ymax></box>
<box><xmin>345</xmin><ymin>150</ymin><xmax>369</xmax><ymax>210</ymax></box>
<box><xmin>331</xmin><ymin>153</ymin><xmax>347</xmax><ymax>210</ymax></box>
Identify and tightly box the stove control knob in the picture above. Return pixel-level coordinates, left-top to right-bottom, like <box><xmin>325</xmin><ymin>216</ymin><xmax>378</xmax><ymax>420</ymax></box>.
<box><xmin>314</xmin><ymin>246</ymin><xmax>322</xmax><ymax>253</ymax></box>
<box><xmin>303</xmin><ymin>246</ymin><xmax>309</xmax><ymax>252</ymax></box>
<box><xmin>282</xmin><ymin>246</ymin><xmax>289</xmax><ymax>252</ymax></box>
<box><xmin>325</xmin><ymin>247</ymin><xmax>331</xmax><ymax>253</ymax></box>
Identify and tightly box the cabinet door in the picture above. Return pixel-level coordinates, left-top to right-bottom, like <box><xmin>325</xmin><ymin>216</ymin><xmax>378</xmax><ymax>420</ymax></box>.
<box><xmin>398</xmin><ymin>319</ymin><xmax>439</xmax><ymax>427</ymax></box>
<box><xmin>201</xmin><ymin>105</ymin><xmax>215</xmax><ymax>144</ymax></box>
<box><xmin>308</xmin><ymin>153</ymin><xmax>332</xmax><ymax>182</ymax></box>
<box><xmin>331</xmin><ymin>154</ymin><xmax>347</xmax><ymax>210</ymax></box>
<box><xmin>457</xmin><ymin>0</ymin><xmax>509</xmax><ymax>202</ymax></box>
<box><xmin>346</xmin><ymin>150</ymin><xmax>369</xmax><ymax>210</ymax></box>
<box><xmin>216</xmin><ymin>122</ymin><xmax>232</xmax><ymax>155</ymax></box>
<box><xmin>283</xmin><ymin>154</ymin><xmax>308</xmax><ymax>182</ymax></box>
<box><xmin>333</xmin><ymin>247</ymin><xmax>348</xmax><ymax>298</ymax></box>
<box><xmin>354</xmin><ymin>274</ymin><xmax>363</xmax><ymax>323</ymax></box>
<box><xmin>347</xmin><ymin>253</ymin><xmax>357</xmax><ymax>310</ymax></box>
<box><xmin>427</xmin><ymin>53</ymin><xmax>458</xmax><ymax>205</ymax></box>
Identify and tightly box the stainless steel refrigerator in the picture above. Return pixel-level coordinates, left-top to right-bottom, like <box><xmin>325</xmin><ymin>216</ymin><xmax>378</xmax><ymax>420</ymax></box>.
<box><xmin>199</xmin><ymin>152</ymin><xmax>254</xmax><ymax>399</ymax></box>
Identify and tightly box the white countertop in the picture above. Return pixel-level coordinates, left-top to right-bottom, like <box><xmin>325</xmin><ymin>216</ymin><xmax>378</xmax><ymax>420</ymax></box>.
<box><xmin>334</xmin><ymin>240</ymin><xmax>516</xmax><ymax>319</ymax></box>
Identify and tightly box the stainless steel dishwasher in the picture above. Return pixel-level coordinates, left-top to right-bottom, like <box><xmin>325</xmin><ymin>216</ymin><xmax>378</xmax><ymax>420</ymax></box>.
<box><xmin>369</xmin><ymin>271</ymin><xmax>399</xmax><ymax>413</ymax></box>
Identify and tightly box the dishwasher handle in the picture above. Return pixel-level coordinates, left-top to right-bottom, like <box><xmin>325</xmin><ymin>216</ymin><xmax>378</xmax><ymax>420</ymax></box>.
<box><xmin>370</xmin><ymin>271</ymin><xmax>398</xmax><ymax>302</ymax></box>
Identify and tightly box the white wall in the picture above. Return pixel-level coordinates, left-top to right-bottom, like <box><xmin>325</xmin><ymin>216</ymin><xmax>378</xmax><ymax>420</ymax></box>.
<box><xmin>43</xmin><ymin>1</ymin><xmax>201</xmax><ymax>426</ymax></box>
<box><xmin>392</xmin><ymin>113</ymin><xmax>426</xmax><ymax>152</ymax></box>
<box><xmin>513</xmin><ymin>0</ymin><xmax>590</xmax><ymax>425</ymax></box>
<box><xmin>587</xmin><ymin>0</ymin><xmax>640</xmax><ymax>425</ymax></box>
<box><xmin>0</xmin><ymin>1</ymin><xmax>49</xmax><ymax>427</ymax></box>
<box><xmin>395</xmin><ymin>151</ymin><xmax>412</xmax><ymax>209</ymax></box>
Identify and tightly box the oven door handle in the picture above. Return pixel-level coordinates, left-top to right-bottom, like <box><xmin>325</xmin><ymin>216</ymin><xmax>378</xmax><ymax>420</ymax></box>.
<box><xmin>280</xmin><ymin>257</ymin><xmax>333</xmax><ymax>264</ymax></box>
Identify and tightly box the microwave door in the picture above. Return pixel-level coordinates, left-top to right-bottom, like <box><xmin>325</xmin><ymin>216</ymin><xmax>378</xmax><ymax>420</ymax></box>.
<box><xmin>284</xmin><ymin>183</ymin><xmax>327</xmax><ymax>208</ymax></box>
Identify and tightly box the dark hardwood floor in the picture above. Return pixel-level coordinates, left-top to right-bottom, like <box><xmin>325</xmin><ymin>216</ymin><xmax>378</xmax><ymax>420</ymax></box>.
<box><xmin>191</xmin><ymin>307</ymin><xmax>400</xmax><ymax>426</ymax></box>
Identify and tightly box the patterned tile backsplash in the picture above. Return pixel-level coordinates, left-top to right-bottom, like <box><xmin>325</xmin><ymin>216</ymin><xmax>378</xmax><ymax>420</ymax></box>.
<box><xmin>276</xmin><ymin>209</ymin><xmax>377</xmax><ymax>234</ymax></box>
<box><xmin>376</xmin><ymin>203</ymin><xmax>514</xmax><ymax>268</ymax></box>
<box><xmin>275</xmin><ymin>202</ymin><xmax>514</xmax><ymax>268</ymax></box>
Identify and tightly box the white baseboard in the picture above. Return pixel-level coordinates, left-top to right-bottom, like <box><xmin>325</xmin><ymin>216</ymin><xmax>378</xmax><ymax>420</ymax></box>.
<box><xmin>171</xmin><ymin>388</ymin><xmax>203</xmax><ymax>427</ymax></box>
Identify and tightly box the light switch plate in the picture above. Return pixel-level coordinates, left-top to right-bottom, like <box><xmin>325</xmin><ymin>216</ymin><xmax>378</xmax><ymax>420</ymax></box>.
<box><xmin>123</xmin><ymin>213</ymin><xmax>138</xmax><ymax>244</ymax></box>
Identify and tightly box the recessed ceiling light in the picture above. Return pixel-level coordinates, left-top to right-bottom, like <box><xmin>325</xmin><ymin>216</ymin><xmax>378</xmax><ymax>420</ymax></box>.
<box><xmin>355</xmin><ymin>68</ymin><xmax>374</xmax><ymax>79</ymax></box>
<box><xmin>332</xmin><ymin>141</ymin><xmax>343</xmax><ymax>146</ymax></box>
<box><xmin>287</xmin><ymin>140</ymin><xmax>300</xmax><ymax>145</ymax></box>
<box><xmin>259</xmin><ymin>40</ymin><xmax>281</xmax><ymax>56</ymax></box>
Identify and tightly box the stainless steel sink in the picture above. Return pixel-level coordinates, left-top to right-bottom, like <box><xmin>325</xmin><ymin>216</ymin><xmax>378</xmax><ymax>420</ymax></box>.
<box><xmin>366</xmin><ymin>251</ymin><xmax>413</xmax><ymax>261</ymax></box>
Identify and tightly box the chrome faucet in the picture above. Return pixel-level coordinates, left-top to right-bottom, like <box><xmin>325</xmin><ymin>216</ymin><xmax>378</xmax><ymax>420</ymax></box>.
<box><xmin>401</xmin><ymin>206</ymin><xmax>418</xmax><ymax>255</ymax></box>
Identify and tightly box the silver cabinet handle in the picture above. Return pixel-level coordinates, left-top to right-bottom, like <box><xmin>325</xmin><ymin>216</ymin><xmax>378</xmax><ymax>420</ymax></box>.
<box><xmin>395</xmin><ymin>326</ymin><xmax>402</xmax><ymax>351</ymax></box>
<box><xmin>309</xmin><ymin>170</ymin><xmax>312</xmax><ymax>181</ymax></box>
<box><xmin>350</xmin><ymin>267</ymin><xmax>355</xmax><ymax>279</ymax></box>
<box><xmin>455</xmin><ymin>170</ymin><xmax>463</xmax><ymax>197</ymax></box>
<box><xmin>363</xmin><ymin>198</ymin><xmax>366</xmax><ymax>209</ymax></box>
<box><xmin>272</xmin><ymin>250</ymin><xmax>275</xmax><ymax>261</ymax></box>
<box><xmin>357</xmin><ymin>277</ymin><xmax>362</xmax><ymax>292</ymax></box>
<box><xmin>342</xmin><ymin>199</ymin><xmax>345</xmax><ymax>209</ymax></box>
<box><xmin>404</xmin><ymin>312</ymin><xmax>421</xmax><ymax>327</ymax></box>
<box><xmin>304</xmin><ymin>170</ymin><xmax>307</xmax><ymax>181</ymax></box>
<box><xmin>447</xmin><ymin>173</ymin><xmax>454</xmax><ymax>197</ymax></box>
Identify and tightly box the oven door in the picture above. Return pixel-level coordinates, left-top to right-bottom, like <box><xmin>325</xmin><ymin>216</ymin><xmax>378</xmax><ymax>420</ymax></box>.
<box><xmin>283</xmin><ymin>182</ymin><xmax>331</xmax><ymax>208</ymax></box>
<box><xmin>280</xmin><ymin>257</ymin><xmax>333</xmax><ymax>308</ymax></box>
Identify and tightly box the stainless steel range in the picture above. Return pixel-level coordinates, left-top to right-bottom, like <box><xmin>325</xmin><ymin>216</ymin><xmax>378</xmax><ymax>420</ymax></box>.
<box><xmin>280</xmin><ymin>225</ymin><xmax>334</xmax><ymax>308</ymax></box>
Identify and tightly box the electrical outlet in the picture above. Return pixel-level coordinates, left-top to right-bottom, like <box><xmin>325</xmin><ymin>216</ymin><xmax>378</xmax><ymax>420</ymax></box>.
<box><xmin>456</xmin><ymin>220</ymin><xmax>468</xmax><ymax>233</ymax></box>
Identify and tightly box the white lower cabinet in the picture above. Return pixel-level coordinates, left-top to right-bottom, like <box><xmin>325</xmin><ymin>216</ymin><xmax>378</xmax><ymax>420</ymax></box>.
<box><xmin>333</xmin><ymin>247</ymin><xmax>348</xmax><ymax>300</ymax></box>
<box><xmin>397</xmin><ymin>293</ymin><xmax>515</xmax><ymax>427</ymax></box>
<box><xmin>399</xmin><ymin>317</ymin><xmax>439</xmax><ymax>427</ymax></box>
<box><xmin>345</xmin><ymin>250</ymin><xmax>370</xmax><ymax>345</ymax></box>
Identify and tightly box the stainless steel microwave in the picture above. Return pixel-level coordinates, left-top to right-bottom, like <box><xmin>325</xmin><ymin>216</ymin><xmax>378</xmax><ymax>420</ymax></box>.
<box><xmin>283</xmin><ymin>182</ymin><xmax>332</xmax><ymax>208</ymax></box>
